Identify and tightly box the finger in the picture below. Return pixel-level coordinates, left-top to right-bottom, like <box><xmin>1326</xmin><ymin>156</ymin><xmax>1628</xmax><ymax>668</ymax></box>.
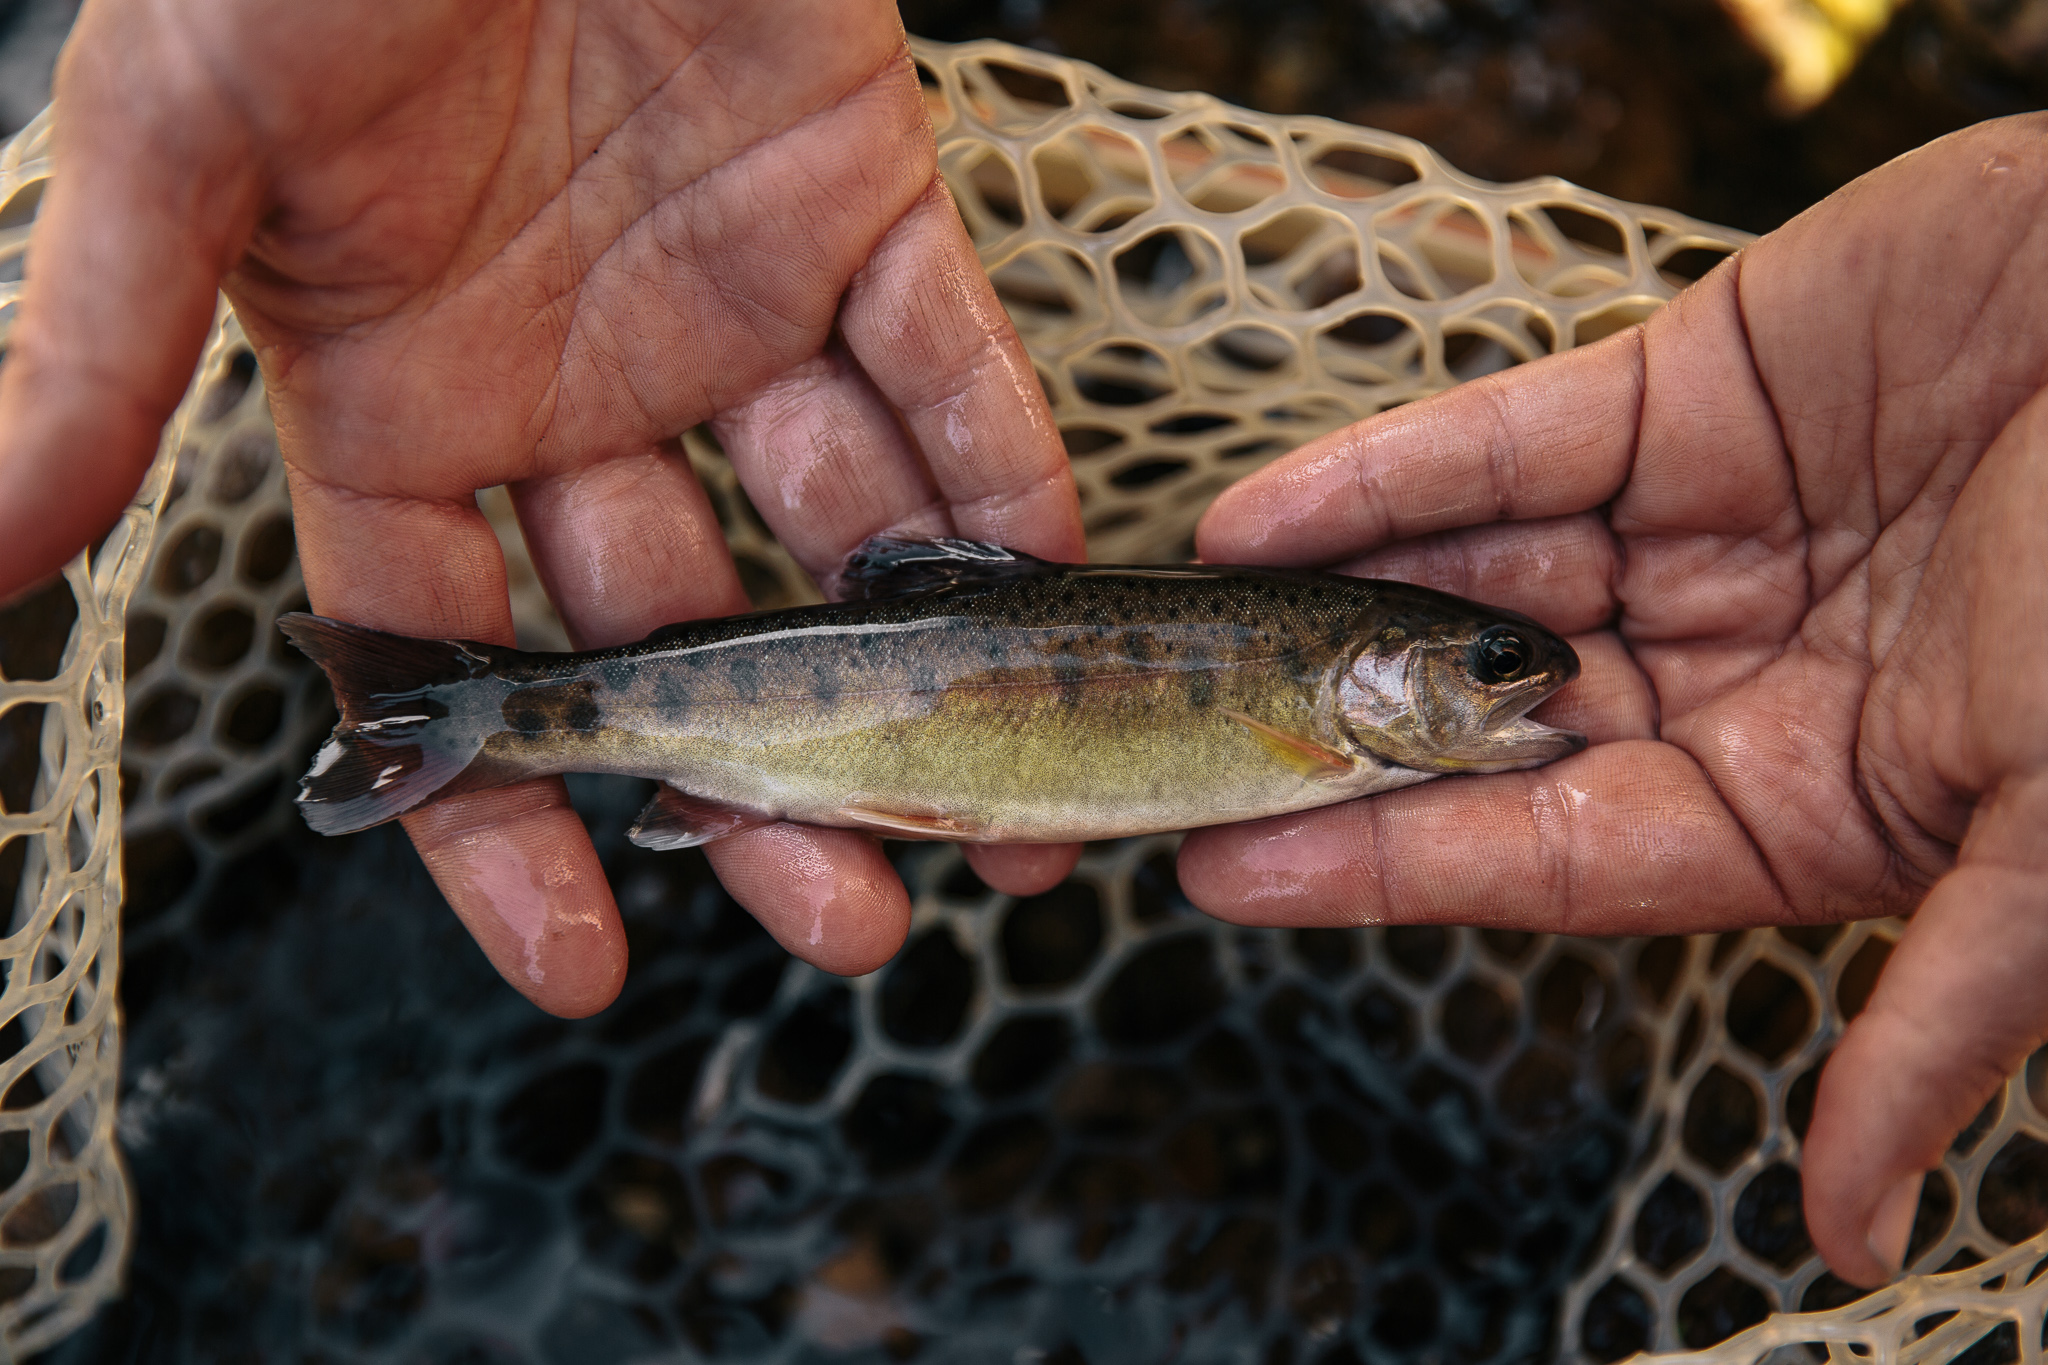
<box><xmin>1333</xmin><ymin>512</ymin><xmax>1620</xmax><ymax>634</ymax></box>
<box><xmin>289</xmin><ymin>473</ymin><xmax>627</xmax><ymax>1017</ymax></box>
<box><xmin>705</xmin><ymin>824</ymin><xmax>910</xmax><ymax>974</ymax></box>
<box><xmin>0</xmin><ymin>32</ymin><xmax>259</xmax><ymax>596</ymax></box>
<box><xmin>837</xmin><ymin>177</ymin><xmax>1086</xmax><ymax>562</ymax></box>
<box><xmin>509</xmin><ymin>445</ymin><xmax>750</xmax><ymax>646</ymax></box>
<box><xmin>510</xmin><ymin>447</ymin><xmax>915</xmax><ymax>973</ymax></box>
<box><xmin>1529</xmin><ymin>631</ymin><xmax>1659</xmax><ymax>745</ymax></box>
<box><xmin>1177</xmin><ymin>740</ymin><xmax>1783</xmax><ymax>933</ymax></box>
<box><xmin>712</xmin><ymin>340</ymin><xmax>956</xmax><ymax>594</ymax></box>
<box><xmin>968</xmin><ymin>843</ymin><xmax>1084</xmax><ymax>897</ymax></box>
<box><xmin>1803</xmin><ymin>779</ymin><xmax>2048</xmax><ymax>1286</ymax></box>
<box><xmin>1195</xmin><ymin>328</ymin><xmax>1645</xmax><ymax>567</ymax></box>
<box><xmin>404</xmin><ymin>780</ymin><xmax>625</xmax><ymax>1017</ymax></box>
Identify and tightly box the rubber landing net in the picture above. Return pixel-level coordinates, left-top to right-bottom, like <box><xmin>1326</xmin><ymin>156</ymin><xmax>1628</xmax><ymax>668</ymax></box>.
<box><xmin>0</xmin><ymin>34</ymin><xmax>2043</xmax><ymax>1365</ymax></box>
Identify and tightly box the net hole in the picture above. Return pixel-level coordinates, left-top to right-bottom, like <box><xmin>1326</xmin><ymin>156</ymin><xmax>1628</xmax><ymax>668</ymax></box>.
<box><xmin>1659</xmin><ymin>245</ymin><xmax>1736</xmax><ymax>288</ymax></box>
<box><xmin>0</xmin><ymin>577</ymin><xmax>77</xmax><ymax>682</ymax></box>
<box><xmin>121</xmin><ymin>825</ymin><xmax>199</xmax><ymax>929</ymax></box>
<box><xmin>1734</xmin><ymin>1161</ymin><xmax>1812</xmax><ymax>1269</ymax></box>
<box><xmin>1725</xmin><ymin>960</ymin><xmax>1814</xmax><ymax>1064</ymax></box>
<box><xmin>0</xmin><ymin>177</ymin><xmax>44</xmax><ymax>230</ymax></box>
<box><xmin>1675</xmin><ymin>1266</ymin><xmax>1771</xmax><ymax>1348</ymax></box>
<box><xmin>842</xmin><ymin>1074</ymin><xmax>951</xmax><ymax>1178</ymax></box>
<box><xmin>945</xmin><ymin>1114</ymin><xmax>1052</xmax><ymax>1212</ymax></box>
<box><xmin>124</xmin><ymin>610</ymin><xmax>167</xmax><ymax>676</ymax></box>
<box><xmin>208</xmin><ymin>432</ymin><xmax>274</xmax><ymax>509</ymax></box>
<box><xmin>1495</xmin><ymin>1045</ymin><xmax>1581</xmax><ymax>1134</ymax></box>
<box><xmin>574</xmin><ymin>1153</ymin><xmax>696</xmax><ymax>1285</ymax></box>
<box><xmin>1107</xmin><ymin>457</ymin><xmax>1188</xmax><ymax>490</ymax></box>
<box><xmin>1979</xmin><ymin>1134</ymin><xmax>2048</xmax><ymax>1244</ymax></box>
<box><xmin>1537</xmin><ymin>954</ymin><xmax>1609</xmax><ymax>1036</ymax></box>
<box><xmin>1600</xmin><ymin>1027</ymin><xmax>1651</xmax><ymax>1116</ymax></box>
<box><xmin>979</xmin><ymin>60</ymin><xmax>1070</xmax><ymax>111</ymax></box>
<box><xmin>1060</xmin><ymin>425</ymin><xmax>1124</xmax><ymax>456</ymax></box>
<box><xmin>1836</xmin><ymin>932</ymin><xmax>1893</xmax><ymax>1019</ymax></box>
<box><xmin>195</xmin><ymin>349</ymin><xmax>257</xmax><ymax>426</ymax></box>
<box><xmin>0</xmin><ymin>700</ymin><xmax>41</xmax><ymax>815</ymax></box>
<box><xmin>1681</xmin><ymin>1064</ymin><xmax>1761</xmax><ymax>1172</ymax></box>
<box><xmin>219</xmin><ymin>682</ymin><xmax>285</xmax><ymax>750</ymax></box>
<box><xmin>1540</xmin><ymin>204</ymin><xmax>1628</xmax><ymax>257</ymax></box>
<box><xmin>878</xmin><ymin>929</ymin><xmax>976</xmax><ymax>1049</ymax></box>
<box><xmin>1952</xmin><ymin>1090</ymin><xmax>2004</xmax><ymax>1156</ymax></box>
<box><xmin>1443</xmin><ymin>328</ymin><xmax>1520</xmax><ymax>382</ymax></box>
<box><xmin>1634</xmin><ymin>937</ymin><xmax>1686</xmax><ymax>1006</ymax></box>
<box><xmin>183</xmin><ymin>603</ymin><xmax>256</xmax><ymax>671</ymax></box>
<box><xmin>1094</xmin><ymin>934</ymin><xmax>1225</xmax><ymax>1047</ymax></box>
<box><xmin>1381</xmin><ymin>925</ymin><xmax>1447</xmax><ymax>983</ymax></box>
<box><xmin>1775</xmin><ymin>923</ymin><xmax>1841</xmax><ymax>956</ymax></box>
<box><xmin>159</xmin><ymin>760</ymin><xmax>221</xmax><ymax>799</ymax></box>
<box><xmin>1307</xmin><ymin>145</ymin><xmax>1420</xmax><ymax>198</ymax></box>
<box><xmin>971</xmin><ymin>1014</ymin><xmax>1071</xmax><ymax>1099</ymax></box>
<box><xmin>1239</xmin><ymin>206</ymin><xmax>1342</xmax><ymax>268</ymax></box>
<box><xmin>1057</xmin><ymin>1062</ymin><xmax>1186</xmax><ymax>1140</ymax></box>
<box><xmin>1440</xmin><ymin>978</ymin><xmax>1513</xmax><ymax>1065</ymax></box>
<box><xmin>1574</xmin><ymin>300</ymin><xmax>1657</xmax><ymax>347</ymax></box>
<box><xmin>1069</xmin><ymin>342</ymin><xmax>1171</xmax><ymax>407</ymax></box>
<box><xmin>156</xmin><ymin>524</ymin><xmax>223</xmax><ymax>594</ymax></box>
<box><xmin>755</xmin><ymin>987</ymin><xmax>853</xmax><ymax>1105</ymax></box>
<box><xmin>622</xmin><ymin>1036</ymin><xmax>710</xmax><ymax>1144</ymax></box>
<box><xmin>953</xmin><ymin>146</ymin><xmax>1023</xmax><ymax>239</ymax></box>
<box><xmin>999</xmin><ymin>883</ymin><xmax>1103</xmax><ymax>989</ymax></box>
<box><xmin>1350</xmin><ymin>1181</ymin><xmax>1418</xmax><ymax>1262</ymax></box>
<box><xmin>1030</xmin><ymin>129</ymin><xmax>1152</xmax><ymax>233</ymax></box>
<box><xmin>1111</xmin><ymin>228</ymin><xmax>1225</xmax><ymax>326</ymax></box>
<box><xmin>198</xmin><ymin>772</ymin><xmax>284</xmax><ymax>839</ymax></box>
<box><xmin>1289</xmin><ymin>928</ymin><xmax>1358</xmax><ymax>979</ymax></box>
<box><xmin>493</xmin><ymin>1062</ymin><xmax>607</xmax><ymax>1175</ymax></box>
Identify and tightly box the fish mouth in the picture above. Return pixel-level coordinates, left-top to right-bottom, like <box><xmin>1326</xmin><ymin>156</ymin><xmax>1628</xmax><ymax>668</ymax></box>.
<box><xmin>1467</xmin><ymin>672</ymin><xmax>1587</xmax><ymax>768</ymax></box>
<box><xmin>1482</xmin><ymin>713</ymin><xmax>1589</xmax><ymax>763</ymax></box>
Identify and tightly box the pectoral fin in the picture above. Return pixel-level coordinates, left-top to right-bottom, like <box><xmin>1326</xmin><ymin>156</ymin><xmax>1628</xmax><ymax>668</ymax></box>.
<box><xmin>836</xmin><ymin>798</ymin><xmax>986</xmax><ymax>841</ymax></box>
<box><xmin>628</xmin><ymin>785</ymin><xmax>775</xmax><ymax>851</ymax></box>
<box><xmin>1221</xmin><ymin>709</ymin><xmax>1355</xmax><ymax>781</ymax></box>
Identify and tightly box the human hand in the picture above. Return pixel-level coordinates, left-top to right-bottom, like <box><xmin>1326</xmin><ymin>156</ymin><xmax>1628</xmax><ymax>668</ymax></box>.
<box><xmin>1180</xmin><ymin>115</ymin><xmax>2048</xmax><ymax>1288</ymax></box>
<box><xmin>0</xmin><ymin>0</ymin><xmax>1084</xmax><ymax>1015</ymax></box>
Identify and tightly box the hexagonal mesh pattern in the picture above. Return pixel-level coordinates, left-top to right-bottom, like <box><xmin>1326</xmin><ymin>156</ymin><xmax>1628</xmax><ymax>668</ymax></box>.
<box><xmin>3</xmin><ymin>34</ymin><xmax>2045</xmax><ymax>1365</ymax></box>
<box><xmin>0</xmin><ymin>113</ymin><xmax>138</xmax><ymax>1359</ymax></box>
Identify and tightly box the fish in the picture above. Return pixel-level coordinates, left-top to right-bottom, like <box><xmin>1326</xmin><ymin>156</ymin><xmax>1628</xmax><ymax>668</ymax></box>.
<box><xmin>281</xmin><ymin>536</ymin><xmax>1586</xmax><ymax>849</ymax></box>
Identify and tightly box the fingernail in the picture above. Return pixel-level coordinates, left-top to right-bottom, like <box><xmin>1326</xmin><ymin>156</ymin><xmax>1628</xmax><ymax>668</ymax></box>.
<box><xmin>1867</xmin><ymin>1172</ymin><xmax>1923</xmax><ymax>1277</ymax></box>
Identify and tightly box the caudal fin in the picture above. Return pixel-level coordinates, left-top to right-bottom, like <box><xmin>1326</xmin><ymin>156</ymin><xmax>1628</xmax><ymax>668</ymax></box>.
<box><xmin>280</xmin><ymin>613</ymin><xmax>501</xmax><ymax>835</ymax></box>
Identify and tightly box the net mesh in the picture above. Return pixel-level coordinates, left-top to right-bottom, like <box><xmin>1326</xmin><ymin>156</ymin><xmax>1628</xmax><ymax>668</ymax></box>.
<box><xmin>0</xmin><ymin>33</ymin><xmax>2043</xmax><ymax>1365</ymax></box>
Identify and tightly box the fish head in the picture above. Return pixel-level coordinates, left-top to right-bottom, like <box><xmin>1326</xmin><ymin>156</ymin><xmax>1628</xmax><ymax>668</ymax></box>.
<box><xmin>1332</xmin><ymin>585</ymin><xmax>1587</xmax><ymax>773</ymax></box>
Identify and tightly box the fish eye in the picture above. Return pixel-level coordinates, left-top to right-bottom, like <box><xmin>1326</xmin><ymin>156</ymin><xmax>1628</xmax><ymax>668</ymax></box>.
<box><xmin>1473</xmin><ymin>628</ymin><xmax>1530</xmax><ymax>684</ymax></box>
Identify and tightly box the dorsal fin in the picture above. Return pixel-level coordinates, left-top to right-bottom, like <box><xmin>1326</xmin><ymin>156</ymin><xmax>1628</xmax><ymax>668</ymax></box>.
<box><xmin>840</xmin><ymin>536</ymin><xmax>1051</xmax><ymax>601</ymax></box>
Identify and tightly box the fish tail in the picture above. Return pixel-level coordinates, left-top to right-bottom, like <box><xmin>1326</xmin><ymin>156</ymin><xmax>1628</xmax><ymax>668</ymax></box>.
<box><xmin>280</xmin><ymin>613</ymin><xmax>501</xmax><ymax>835</ymax></box>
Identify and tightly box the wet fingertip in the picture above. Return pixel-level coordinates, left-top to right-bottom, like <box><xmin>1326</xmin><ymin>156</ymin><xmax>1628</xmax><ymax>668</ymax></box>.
<box><xmin>964</xmin><ymin>843</ymin><xmax>1080</xmax><ymax>897</ymax></box>
<box><xmin>1867</xmin><ymin>1172</ymin><xmax>1923</xmax><ymax>1280</ymax></box>
<box><xmin>706</xmin><ymin>827</ymin><xmax>912</xmax><ymax>976</ymax></box>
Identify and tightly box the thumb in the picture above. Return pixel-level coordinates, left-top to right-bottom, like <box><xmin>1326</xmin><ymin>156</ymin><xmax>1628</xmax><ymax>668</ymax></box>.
<box><xmin>1801</xmin><ymin>778</ymin><xmax>2048</xmax><ymax>1286</ymax></box>
<box><xmin>0</xmin><ymin>18</ymin><xmax>259</xmax><ymax>597</ymax></box>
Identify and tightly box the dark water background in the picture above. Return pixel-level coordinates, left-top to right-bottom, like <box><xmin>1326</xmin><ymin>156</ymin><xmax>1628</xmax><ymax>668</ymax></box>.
<box><xmin>900</xmin><ymin>0</ymin><xmax>2048</xmax><ymax>233</ymax></box>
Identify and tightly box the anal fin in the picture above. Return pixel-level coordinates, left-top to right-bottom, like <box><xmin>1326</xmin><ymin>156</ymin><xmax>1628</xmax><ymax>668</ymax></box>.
<box><xmin>1221</xmin><ymin>709</ymin><xmax>1355</xmax><ymax>781</ymax></box>
<box><xmin>836</xmin><ymin>797</ymin><xmax>986</xmax><ymax>841</ymax></box>
<box><xmin>628</xmin><ymin>785</ymin><xmax>775</xmax><ymax>851</ymax></box>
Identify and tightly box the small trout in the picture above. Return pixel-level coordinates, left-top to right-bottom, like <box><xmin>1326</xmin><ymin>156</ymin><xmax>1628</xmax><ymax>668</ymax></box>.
<box><xmin>284</xmin><ymin>537</ymin><xmax>1585</xmax><ymax>848</ymax></box>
